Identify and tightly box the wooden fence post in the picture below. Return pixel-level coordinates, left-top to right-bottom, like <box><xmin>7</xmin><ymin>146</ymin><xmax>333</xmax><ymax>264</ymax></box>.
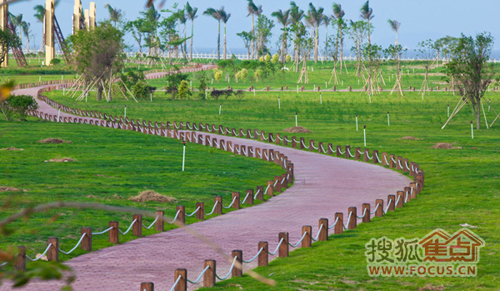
<box><xmin>133</xmin><ymin>214</ymin><xmax>142</xmax><ymax>237</ymax></box>
<box><xmin>345</xmin><ymin>145</ymin><xmax>351</xmax><ymax>159</ymax></box>
<box><xmin>274</xmin><ymin>176</ymin><xmax>281</xmax><ymax>193</ymax></box>
<box><xmin>203</xmin><ymin>260</ymin><xmax>216</xmax><ymax>287</ymax></box>
<box><xmin>396</xmin><ymin>156</ymin><xmax>403</xmax><ymax>170</ymax></box>
<box><xmin>246</xmin><ymin>189</ymin><xmax>254</xmax><ymax>205</ymax></box>
<box><xmin>364</xmin><ymin>148</ymin><xmax>370</xmax><ymax>162</ymax></box>
<box><xmin>396</xmin><ymin>191</ymin><xmax>404</xmax><ymax>207</ymax></box>
<box><xmin>232</xmin><ymin>250</ymin><xmax>243</xmax><ymax>277</ymax></box>
<box><xmin>279</xmin><ymin>232</ymin><xmax>289</xmax><ymax>257</ymax></box>
<box><xmin>256</xmin><ymin>186</ymin><xmax>264</xmax><ymax>201</ymax></box>
<box><xmin>373</xmin><ymin>150</ymin><xmax>380</xmax><ymax>164</ymax></box>
<box><xmin>362</xmin><ymin>203</ymin><xmax>371</xmax><ymax>223</ymax></box>
<box><xmin>109</xmin><ymin>221</ymin><xmax>119</xmax><ymax>244</ymax></box>
<box><xmin>405</xmin><ymin>186</ymin><xmax>412</xmax><ymax>203</ymax></box>
<box><xmin>381</xmin><ymin>152</ymin><xmax>388</xmax><ymax>166</ymax></box>
<box><xmin>155</xmin><ymin>210</ymin><xmax>164</xmax><ymax>231</ymax></box>
<box><xmin>47</xmin><ymin>237</ymin><xmax>58</xmax><ymax>262</ymax></box>
<box><xmin>318</xmin><ymin>218</ymin><xmax>328</xmax><ymax>241</ymax></box>
<box><xmin>232</xmin><ymin>192</ymin><xmax>240</xmax><ymax>209</ymax></box>
<box><xmin>375</xmin><ymin>199</ymin><xmax>384</xmax><ymax>217</ymax></box>
<box><xmin>302</xmin><ymin>226</ymin><xmax>312</xmax><ymax>248</ymax></box>
<box><xmin>266</xmin><ymin>181</ymin><xmax>274</xmax><ymax>197</ymax></box>
<box><xmin>334</xmin><ymin>213</ymin><xmax>343</xmax><ymax>234</ymax></box>
<box><xmin>387</xmin><ymin>195</ymin><xmax>396</xmax><ymax>212</ymax></box>
<box><xmin>355</xmin><ymin>148</ymin><xmax>361</xmax><ymax>160</ymax></box>
<box><xmin>348</xmin><ymin>207</ymin><xmax>357</xmax><ymax>229</ymax></box>
<box><xmin>81</xmin><ymin>227</ymin><xmax>92</xmax><ymax>251</ymax></box>
<box><xmin>15</xmin><ymin>246</ymin><xmax>26</xmax><ymax>271</ymax></box>
<box><xmin>410</xmin><ymin>182</ymin><xmax>417</xmax><ymax>198</ymax></box>
<box><xmin>214</xmin><ymin>196</ymin><xmax>223</xmax><ymax>214</ymax></box>
<box><xmin>258</xmin><ymin>241</ymin><xmax>268</xmax><ymax>266</ymax></box>
<box><xmin>174</xmin><ymin>269</ymin><xmax>187</xmax><ymax>291</ymax></box>
<box><xmin>176</xmin><ymin>206</ymin><xmax>185</xmax><ymax>224</ymax></box>
<box><xmin>140</xmin><ymin>282</ymin><xmax>154</xmax><ymax>291</ymax></box>
<box><xmin>389</xmin><ymin>154</ymin><xmax>396</xmax><ymax>168</ymax></box>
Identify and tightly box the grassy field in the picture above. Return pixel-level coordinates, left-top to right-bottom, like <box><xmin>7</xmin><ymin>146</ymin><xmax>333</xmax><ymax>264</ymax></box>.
<box><xmin>44</xmin><ymin>61</ymin><xmax>500</xmax><ymax>290</ymax></box>
<box><xmin>0</xmin><ymin>120</ymin><xmax>285</xmax><ymax>267</ymax></box>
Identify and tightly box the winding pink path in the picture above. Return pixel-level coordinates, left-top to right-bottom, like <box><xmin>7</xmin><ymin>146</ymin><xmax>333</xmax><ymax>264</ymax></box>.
<box><xmin>1</xmin><ymin>72</ymin><xmax>411</xmax><ymax>291</ymax></box>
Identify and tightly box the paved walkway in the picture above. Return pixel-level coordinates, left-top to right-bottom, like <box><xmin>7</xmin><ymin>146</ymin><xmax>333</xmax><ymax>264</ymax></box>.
<box><xmin>2</xmin><ymin>76</ymin><xmax>410</xmax><ymax>291</ymax></box>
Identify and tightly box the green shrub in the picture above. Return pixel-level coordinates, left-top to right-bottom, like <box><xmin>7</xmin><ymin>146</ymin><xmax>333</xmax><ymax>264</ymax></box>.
<box><xmin>0</xmin><ymin>94</ymin><xmax>38</xmax><ymax>120</ymax></box>
<box><xmin>178</xmin><ymin>80</ymin><xmax>190</xmax><ymax>99</ymax></box>
<box><xmin>50</xmin><ymin>58</ymin><xmax>61</xmax><ymax>65</ymax></box>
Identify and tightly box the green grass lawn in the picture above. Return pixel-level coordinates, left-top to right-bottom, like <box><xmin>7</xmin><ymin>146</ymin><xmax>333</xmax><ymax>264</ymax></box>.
<box><xmin>0</xmin><ymin>120</ymin><xmax>285</xmax><ymax>267</ymax></box>
<box><xmin>4</xmin><ymin>60</ymin><xmax>500</xmax><ymax>289</ymax></box>
<box><xmin>45</xmin><ymin>63</ymin><xmax>500</xmax><ymax>289</ymax></box>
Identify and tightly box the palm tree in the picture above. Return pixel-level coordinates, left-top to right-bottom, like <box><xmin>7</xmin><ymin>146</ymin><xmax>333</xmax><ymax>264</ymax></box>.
<box><xmin>332</xmin><ymin>3</ymin><xmax>345</xmax><ymax>72</ymax></box>
<box><xmin>104</xmin><ymin>3</ymin><xmax>122</xmax><ymax>27</ymax></box>
<box><xmin>220</xmin><ymin>8</ymin><xmax>231</xmax><ymax>60</ymax></box>
<box><xmin>307</xmin><ymin>3</ymin><xmax>324</xmax><ymax>63</ymax></box>
<box><xmin>22</xmin><ymin>22</ymin><xmax>31</xmax><ymax>52</ymax></box>
<box><xmin>33</xmin><ymin>5</ymin><xmax>45</xmax><ymax>50</ymax></box>
<box><xmin>289</xmin><ymin>1</ymin><xmax>304</xmax><ymax>70</ymax></box>
<box><xmin>271</xmin><ymin>9</ymin><xmax>290</xmax><ymax>64</ymax></box>
<box><xmin>360</xmin><ymin>1</ymin><xmax>374</xmax><ymax>45</ymax></box>
<box><xmin>203</xmin><ymin>7</ymin><xmax>223</xmax><ymax>61</ymax></box>
<box><xmin>322</xmin><ymin>15</ymin><xmax>330</xmax><ymax>61</ymax></box>
<box><xmin>185</xmin><ymin>2</ymin><xmax>198</xmax><ymax>61</ymax></box>
<box><xmin>247</xmin><ymin>0</ymin><xmax>262</xmax><ymax>59</ymax></box>
<box><xmin>10</xmin><ymin>13</ymin><xmax>23</xmax><ymax>46</ymax></box>
<box><xmin>388</xmin><ymin>20</ymin><xmax>401</xmax><ymax>60</ymax></box>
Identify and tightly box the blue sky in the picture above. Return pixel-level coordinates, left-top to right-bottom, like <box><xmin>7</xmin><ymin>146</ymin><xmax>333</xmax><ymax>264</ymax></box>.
<box><xmin>10</xmin><ymin>0</ymin><xmax>500</xmax><ymax>57</ymax></box>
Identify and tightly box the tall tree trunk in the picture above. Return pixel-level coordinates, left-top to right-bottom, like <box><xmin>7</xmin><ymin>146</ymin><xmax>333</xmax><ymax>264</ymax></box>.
<box><xmin>217</xmin><ymin>21</ymin><xmax>220</xmax><ymax>61</ymax></box>
<box><xmin>280</xmin><ymin>30</ymin><xmax>286</xmax><ymax>64</ymax></box>
<box><xmin>223</xmin><ymin>23</ymin><xmax>227</xmax><ymax>60</ymax></box>
<box><xmin>340</xmin><ymin>27</ymin><xmax>344</xmax><ymax>74</ymax></box>
<box><xmin>184</xmin><ymin>24</ymin><xmax>187</xmax><ymax>62</ymax></box>
<box><xmin>367</xmin><ymin>20</ymin><xmax>371</xmax><ymax>45</ymax></box>
<box><xmin>251</xmin><ymin>14</ymin><xmax>255</xmax><ymax>59</ymax></box>
<box><xmin>97</xmin><ymin>84</ymin><xmax>103</xmax><ymax>101</ymax></box>
<box><xmin>313</xmin><ymin>26</ymin><xmax>318</xmax><ymax>63</ymax></box>
<box><xmin>476</xmin><ymin>104</ymin><xmax>481</xmax><ymax>130</ymax></box>
<box><xmin>190</xmin><ymin>20</ymin><xmax>194</xmax><ymax>61</ymax></box>
<box><xmin>295</xmin><ymin>35</ymin><xmax>300</xmax><ymax>72</ymax></box>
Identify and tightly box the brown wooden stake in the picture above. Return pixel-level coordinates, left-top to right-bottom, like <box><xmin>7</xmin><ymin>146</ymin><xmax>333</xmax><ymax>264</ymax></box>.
<box><xmin>410</xmin><ymin>182</ymin><xmax>417</xmax><ymax>198</ymax></box>
<box><xmin>387</xmin><ymin>195</ymin><xmax>396</xmax><ymax>212</ymax></box>
<box><xmin>403</xmin><ymin>158</ymin><xmax>410</xmax><ymax>173</ymax></box>
<box><xmin>133</xmin><ymin>214</ymin><xmax>142</xmax><ymax>237</ymax></box>
<box><xmin>396</xmin><ymin>156</ymin><xmax>403</xmax><ymax>170</ymax></box>
<box><xmin>279</xmin><ymin>232</ymin><xmax>289</xmax><ymax>257</ymax></box>
<box><xmin>318</xmin><ymin>218</ymin><xmax>328</xmax><ymax>241</ymax></box>
<box><xmin>258</xmin><ymin>241</ymin><xmax>268</xmax><ymax>266</ymax></box>
<box><xmin>266</xmin><ymin>181</ymin><xmax>274</xmax><ymax>197</ymax></box>
<box><xmin>389</xmin><ymin>154</ymin><xmax>396</xmax><ymax>168</ymax></box>
<box><xmin>373</xmin><ymin>150</ymin><xmax>380</xmax><ymax>164</ymax></box>
<box><xmin>381</xmin><ymin>152</ymin><xmax>388</xmax><ymax>166</ymax></box>
<box><xmin>232</xmin><ymin>250</ymin><xmax>243</xmax><ymax>277</ymax></box>
<box><xmin>81</xmin><ymin>227</ymin><xmax>92</xmax><ymax>251</ymax></box>
<box><xmin>375</xmin><ymin>199</ymin><xmax>384</xmax><ymax>217</ymax></box>
<box><xmin>109</xmin><ymin>221</ymin><xmax>119</xmax><ymax>244</ymax></box>
<box><xmin>318</xmin><ymin>142</ymin><xmax>324</xmax><ymax>153</ymax></box>
<box><xmin>262</xmin><ymin>149</ymin><xmax>268</xmax><ymax>161</ymax></box>
<box><xmin>336</xmin><ymin>145</ymin><xmax>341</xmax><ymax>156</ymax></box>
<box><xmin>396</xmin><ymin>191</ymin><xmax>404</xmax><ymax>208</ymax></box>
<box><xmin>246</xmin><ymin>189</ymin><xmax>254</xmax><ymax>205</ymax></box>
<box><xmin>334</xmin><ymin>213</ymin><xmax>343</xmax><ymax>234</ymax></box>
<box><xmin>174</xmin><ymin>269</ymin><xmax>187</xmax><ymax>291</ymax></box>
<box><xmin>274</xmin><ymin>176</ymin><xmax>281</xmax><ymax>193</ymax></box>
<box><xmin>300</xmin><ymin>137</ymin><xmax>305</xmax><ymax>149</ymax></box>
<box><xmin>232</xmin><ymin>192</ymin><xmax>241</xmax><ymax>209</ymax></box>
<box><xmin>364</xmin><ymin>148</ymin><xmax>370</xmax><ymax>162</ymax></box>
<box><xmin>291</xmin><ymin>136</ymin><xmax>297</xmax><ymax>148</ymax></box>
<box><xmin>404</xmin><ymin>187</ymin><xmax>412</xmax><ymax>203</ymax></box>
<box><xmin>348</xmin><ymin>207</ymin><xmax>357</xmax><ymax>229</ymax></box>
<box><xmin>309</xmin><ymin>140</ymin><xmax>315</xmax><ymax>151</ymax></box>
<box><xmin>140</xmin><ymin>282</ymin><xmax>154</xmax><ymax>291</ymax></box>
<box><xmin>203</xmin><ymin>260</ymin><xmax>216</xmax><ymax>287</ymax></box>
<box><xmin>195</xmin><ymin>202</ymin><xmax>205</xmax><ymax>220</ymax></box>
<box><xmin>176</xmin><ymin>205</ymin><xmax>185</xmax><ymax>224</ymax></box>
<box><xmin>214</xmin><ymin>196</ymin><xmax>223</xmax><ymax>214</ymax></box>
<box><xmin>355</xmin><ymin>148</ymin><xmax>361</xmax><ymax>160</ymax></box>
<box><xmin>256</xmin><ymin>186</ymin><xmax>264</xmax><ymax>201</ymax></box>
<box><xmin>15</xmin><ymin>246</ymin><xmax>26</xmax><ymax>272</ymax></box>
<box><xmin>362</xmin><ymin>203</ymin><xmax>371</xmax><ymax>223</ymax></box>
<box><xmin>345</xmin><ymin>145</ymin><xmax>351</xmax><ymax>159</ymax></box>
<box><xmin>47</xmin><ymin>237</ymin><xmax>58</xmax><ymax>262</ymax></box>
<box><xmin>302</xmin><ymin>226</ymin><xmax>312</xmax><ymax>248</ymax></box>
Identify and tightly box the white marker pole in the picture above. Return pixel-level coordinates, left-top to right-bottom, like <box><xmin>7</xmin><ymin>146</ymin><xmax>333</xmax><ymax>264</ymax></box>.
<box><xmin>150</xmin><ymin>93</ymin><xmax>153</xmax><ymax>102</ymax></box>
<box><xmin>182</xmin><ymin>141</ymin><xmax>186</xmax><ymax>171</ymax></box>
<box><xmin>124</xmin><ymin>105</ymin><xmax>127</xmax><ymax>118</ymax></box>
<box><xmin>278</xmin><ymin>97</ymin><xmax>281</xmax><ymax>109</ymax></box>
<box><xmin>57</xmin><ymin>108</ymin><xmax>60</xmax><ymax>122</ymax></box>
<box><xmin>219</xmin><ymin>104</ymin><xmax>222</xmax><ymax>115</ymax></box>
<box><xmin>363</xmin><ymin>125</ymin><xmax>367</xmax><ymax>147</ymax></box>
<box><xmin>39</xmin><ymin>76</ymin><xmax>41</xmax><ymax>82</ymax></box>
<box><xmin>253</xmin><ymin>89</ymin><xmax>256</xmax><ymax>96</ymax></box>
<box><xmin>356</xmin><ymin>115</ymin><xmax>359</xmax><ymax>131</ymax></box>
<box><xmin>320</xmin><ymin>93</ymin><xmax>322</xmax><ymax>104</ymax></box>
<box><xmin>63</xmin><ymin>87</ymin><xmax>65</xmax><ymax>95</ymax></box>
<box><xmin>387</xmin><ymin>112</ymin><xmax>390</xmax><ymax>126</ymax></box>
<box><xmin>325</xmin><ymin>81</ymin><xmax>327</xmax><ymax>89</ymax></box>
<box><xmin>447</xmin><ymin>104</ymin><xmax>450</xmax><ymax>117</ymax></box>
<box><xmin>61</xmin><ymin>75</ymin><xmax>63</xmax><ymax>80</ymax></box>
<box><xmin>369</xmin><ymin>94</ymin><xmax>372</xmax><ymax>103</ymax></box>
<box><xmin>488</xmin><ymin>99</ymin><xmax>491</xmax><ymax>112</ymax></box>
<box><xmin>297</xmin><ymin>85</ymin><xmax>299</xmax><ymax>93</ymax></box>
<box><xmin>422</xmin><ymin>92</ymin><xmax>424</xmax><ymax>101</ymax></box>
<box><xmin>471</xmin><ymin>121</ymin><xmax>474</xmax><ymax>139</ymax></box>
<box><xmin>295</xmin><ymin>112</ymin><xmax>298</xmax><ymax>127</ymax></box>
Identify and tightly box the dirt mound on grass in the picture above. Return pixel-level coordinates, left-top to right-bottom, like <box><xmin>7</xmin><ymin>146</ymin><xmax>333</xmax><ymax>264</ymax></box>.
<box><xmin>400</xmin><ymin>136</ymin><xmax>421</xmax><ymax>140</ymax></box>
<box><xmin>0</xmin><ymin>147</ymin><xmax>24</xmax><ymax>151</ymax></box>
<box><xmin>283</xmin><ymin>126</ymin><xmax>312</xmax><ymax>133</ymax></box>
<box><xmin>46</xmin><ymin>156</ymin><xmax>77</xmax><ymax>162</ymax></box>
<box><xmin>38</xmin><ymin>138</ymin><xmax>72</xmax><ymax>144</ymax></box>
<box><xmin>431</xmin><ymin>143</ymin><xmax>458</xmax><ymax>149</ymax></box>
<box><xmin>0</xmin><ymin>186</ymin><xmax>21</xmax><ymax>192</ymax></box>
<box><xmin>128</xmin><ymin>190</ymin><xmax>176</xmax><ymax>203</ymax></box>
